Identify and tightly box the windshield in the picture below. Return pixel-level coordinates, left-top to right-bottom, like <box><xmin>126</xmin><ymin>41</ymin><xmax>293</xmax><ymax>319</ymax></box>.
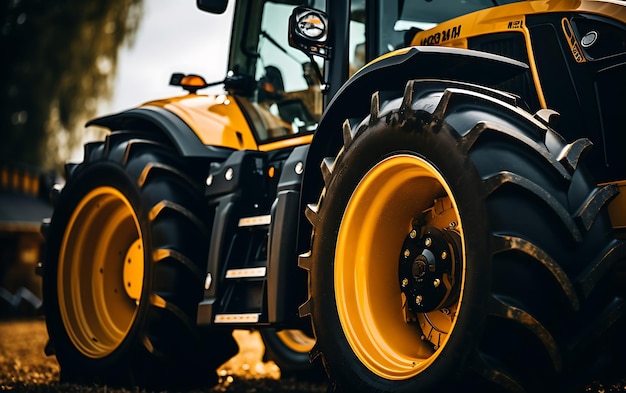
<box><xmin>231</xmin><ymin>0</ymin><xmax>324</xmax><ymax>143</ymax></box>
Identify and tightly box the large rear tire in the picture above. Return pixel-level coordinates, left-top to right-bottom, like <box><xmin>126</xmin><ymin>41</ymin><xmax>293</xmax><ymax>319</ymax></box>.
<box><xmin>300</xmin><ymin>80</ymin><xmax>625</xmax><ymax>392</ymax></box>
<box><xmin>42</xmin><ymin>130</ymin><xmax>238</xmax><ymax>389</ymax></box>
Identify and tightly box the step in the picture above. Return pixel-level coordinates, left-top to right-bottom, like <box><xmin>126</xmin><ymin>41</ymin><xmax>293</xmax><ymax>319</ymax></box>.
<box><xmin>238</xmin><ymin>214</ymin><xmax>271</xmax><ymax>227</ymax></box>
<box><xmin>225</xmin><ymin>267</ymin><xmax>267</xmax><ymax>279</ymax></box>
<box><xmin>214</xmin><ymin>313</ymin><xmax>261</xmax><ymax>323</ymax></box>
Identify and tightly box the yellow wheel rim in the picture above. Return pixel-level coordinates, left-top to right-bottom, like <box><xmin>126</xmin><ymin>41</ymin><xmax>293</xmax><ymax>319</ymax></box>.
<box><xmin>276</xmin><ymin>329</ymin><xmax>316</xmax><ymax>353</ymax></box>
<box><xmin>335</xmin><ymin>154</ymin><xmax>466</xmax><ymax>380</ymax></box>
<box><xmin>58</xmin><ymin>186</ymin><xmax>144</xmax><ymax>358</ymax></box>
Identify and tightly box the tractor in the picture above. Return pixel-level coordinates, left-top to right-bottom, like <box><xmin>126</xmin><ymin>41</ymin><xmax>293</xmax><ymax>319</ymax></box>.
<box><xmin>40</xmin><ymin>0</ymin><xmax>626</xmax><ymax>391</ymax></box>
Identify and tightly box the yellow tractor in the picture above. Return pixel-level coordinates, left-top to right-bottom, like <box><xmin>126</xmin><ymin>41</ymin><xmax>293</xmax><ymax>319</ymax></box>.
<box><xmin>40</xmin><ymin>0</ymin><xmax>626</xmax><ymax>391</ymax></box>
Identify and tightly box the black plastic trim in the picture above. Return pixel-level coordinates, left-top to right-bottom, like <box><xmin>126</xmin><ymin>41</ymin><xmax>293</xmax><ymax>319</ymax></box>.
<box><xmin>267</xmin><ymin>145</ymin><xmax>309</xmax><ymax>324</ymax></box>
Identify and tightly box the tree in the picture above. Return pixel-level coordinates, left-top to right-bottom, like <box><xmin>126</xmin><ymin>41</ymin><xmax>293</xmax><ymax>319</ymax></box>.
<box><xmin>0</xmin><ymin>0</ymin><xmax>143</xmax><ymax>170</ymax></box>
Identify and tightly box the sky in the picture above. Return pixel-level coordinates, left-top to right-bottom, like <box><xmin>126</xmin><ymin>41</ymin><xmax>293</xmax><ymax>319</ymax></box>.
<box><xmin>102</xmin><ymin>0</ymin><xmax>234</xmax><ymax>114</ymax></box>
<box><xmin>70</xmin><ymin>0</ymin><xmax>234</xmax><ymax>161</ymax></box>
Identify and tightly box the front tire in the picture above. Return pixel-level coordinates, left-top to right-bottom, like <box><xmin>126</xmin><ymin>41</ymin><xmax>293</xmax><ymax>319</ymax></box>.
<box><xmin>301</xmin><ymin>80</ymin><xmax>624</xmax><ymax>392</ymax></box>
<box><xmin>42</xmin><ymin>130</ymin><xmax>238</xmax><ymax>389</ymax></box>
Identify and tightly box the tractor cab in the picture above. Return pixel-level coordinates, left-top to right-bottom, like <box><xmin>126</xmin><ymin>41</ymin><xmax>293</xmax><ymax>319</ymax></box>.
<box><xmin>196</xmin><ymin>0</ymin><xmax>524</xmax><ymax>145</ymax></box>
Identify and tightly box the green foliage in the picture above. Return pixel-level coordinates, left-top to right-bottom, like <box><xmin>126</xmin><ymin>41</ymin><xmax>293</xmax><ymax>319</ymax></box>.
<box><xmin>0</xmin><ymin>0</ymin><xmax>144</xmax><ymax>170</ymax></box>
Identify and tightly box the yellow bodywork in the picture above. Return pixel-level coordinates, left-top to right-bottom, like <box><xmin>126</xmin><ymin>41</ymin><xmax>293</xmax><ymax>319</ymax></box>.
<box><xmin>411</xmin><ymin>1</ymin><xmax>626</xmax><ymax>50</ymax></box>
<box><xmin>411</xmin><ymin>0</ymin><xmax>626</xmax><ymax>109</ymax></box>
<box><xmin>140</xmin><ymin>93</ymin><xmax>313</xmax><ymax>153</ymax></box>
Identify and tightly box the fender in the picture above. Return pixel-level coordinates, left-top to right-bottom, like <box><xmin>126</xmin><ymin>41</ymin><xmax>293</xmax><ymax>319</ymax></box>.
<box><xmin>298</xmin><ymin>45</ymin><xmax>529</xmax><ymax>253</ymax></box>
<box><xmin>87</xmin><ymin>106</ymin><xmax>234</xmax><ymax>160</ymax></box>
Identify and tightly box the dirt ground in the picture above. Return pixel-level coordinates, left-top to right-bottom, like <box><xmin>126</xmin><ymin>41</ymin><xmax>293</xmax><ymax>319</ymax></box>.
<box><xmin>1</xmin><ymin>318</ymin><xmax>625</xmax><ymax>393</ymax></box>
<box><xmin>0</xmin><ymin>318</ymin><xmax>326</xmax><ymax>393</ymax></box>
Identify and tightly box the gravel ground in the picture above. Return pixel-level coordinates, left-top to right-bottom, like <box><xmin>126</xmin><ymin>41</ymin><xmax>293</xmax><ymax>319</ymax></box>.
<box><xmin>1</xmin><ymin>318</ymin><xmax>625</xmax><ymax>393</ymax></box>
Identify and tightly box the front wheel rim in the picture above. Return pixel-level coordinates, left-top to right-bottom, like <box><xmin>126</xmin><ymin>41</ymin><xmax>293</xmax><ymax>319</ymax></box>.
<box><xmin>58</xmin><ymin>186</ymin><xmax>144</xmax><ymax>358</ymax></box>
<box><xmin>334</xmin><ymin>154</ymin><xmax>466</xmax><ymax>380</ymax></box>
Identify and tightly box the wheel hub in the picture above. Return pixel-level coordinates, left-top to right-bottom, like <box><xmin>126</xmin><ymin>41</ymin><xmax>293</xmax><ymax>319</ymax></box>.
<box><xmin>399</xmin><ymin>225</ymin><xmax>461</xmax><ymax>313</ymax></box>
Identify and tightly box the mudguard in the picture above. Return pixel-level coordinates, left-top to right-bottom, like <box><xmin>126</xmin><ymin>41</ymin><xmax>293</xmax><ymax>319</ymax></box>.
<box><xmin>87</xmin><ymin>106</ymin><xmax>234</xmax><ymax>160</ymax></box>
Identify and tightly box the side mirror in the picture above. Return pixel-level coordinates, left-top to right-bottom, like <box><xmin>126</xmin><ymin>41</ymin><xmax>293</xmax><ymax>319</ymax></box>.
<box><xmin>196</xmin><ymin>0</ymin><xmax>228</xmax><ymax>14</ymax></box>
<box><xmin>288</xmin><ymin>7</ymin><xmax>331</xmax><ymax>59</ymax></box>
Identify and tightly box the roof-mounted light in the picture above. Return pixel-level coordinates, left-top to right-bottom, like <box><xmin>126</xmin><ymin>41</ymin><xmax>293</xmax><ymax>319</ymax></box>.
<box><xmin>169</xmin><ymin>73</ymin><xmax>209</xmax><ymax>94</ymax></box>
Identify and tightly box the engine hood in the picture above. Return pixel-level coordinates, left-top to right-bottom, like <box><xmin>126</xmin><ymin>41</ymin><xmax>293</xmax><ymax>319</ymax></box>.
<box><xmin>141</xmin><ymin>93</ymin><xmax>258</xmax><ymax>151</ymax></box>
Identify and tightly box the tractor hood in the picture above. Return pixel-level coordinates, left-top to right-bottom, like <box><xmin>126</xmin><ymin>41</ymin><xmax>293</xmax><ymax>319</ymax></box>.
<box><xmin>87</xmin><ymin>93</ymin><xmax>259</xmax><ymax>153</ymax></box>
<box><xmin>141</xmin><ymin>93</ymin><xmax>258</xmax><ymax>150</ymax></box>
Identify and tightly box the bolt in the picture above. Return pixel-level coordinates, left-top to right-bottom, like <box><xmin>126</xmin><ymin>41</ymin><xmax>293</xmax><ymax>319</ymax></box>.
<box><xmin>401</xmin><ymin>278</ymin><xmax>409</xmax><ymax>288</ymax></box>
<box><xmin>295</xmin><ymin>162</ymin><xmax>304</xmax><ymax>175</ymax></box>
<box><xmin>433</xmin><ymin>278</ymin><xmax>441</xmax><ymax>288</ymax></box>
<box><xmin>416</xmin><ymin>295</ymin><xmax>423</xmax><ymax>305</ymax></box>
<box><xmin>206</xmin><ymin>174</ymin><xmax>213</xmax><ymax>186</ymax></box>
<box><xmin>409</xmin><ymin>229</ymin><xmax>417</xmax><ymax>239</ymax></box>
<box><xmin>204</xmin><ymin>273</ymin><xmax>213</xmax><ymax>290</ymax></box>
<box><xmin>404</xmin><ymin>249</ymin><xmax>410</xmax><ymax>257</ymax></box>
<box><xmin>424</xmin><ymin>237</ymin><xmax>432</xmax><ymax>247</ymax></box>
<box><xmin>225</xmin><ymin>168</ymin><xmax>234</xmax><ymax>181</ymax></box>
<box><xmin>441</xmin><ymin>250</ymin><xmax>447</xmax><ymax>260</ymax></box>
<box><xmin>449</xmin><ymin>221</ymin><xmax>457</xmax><ymax>228</ymax></box>
<box><xmin>441</xmin><ymin>308</ymin><xmax>450</xmax><ymax>315</ymax></box>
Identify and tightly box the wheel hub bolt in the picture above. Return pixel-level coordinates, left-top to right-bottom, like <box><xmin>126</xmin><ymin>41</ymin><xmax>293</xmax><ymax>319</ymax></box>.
<box><xmin>398</xmin><ymin>225</ymin><xmax>461</xmax><ymax>313</ymax></box>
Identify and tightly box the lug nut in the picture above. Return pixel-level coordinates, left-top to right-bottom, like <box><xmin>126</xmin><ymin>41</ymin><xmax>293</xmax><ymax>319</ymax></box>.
<box><xmin>441</xmin><ymin>251</ymin><xmax>447</xmax><ymax>260</ymax></box>
<box><xmin>416</xmin><ymin>295</ymin><xmax>423</xmax><ymax>305</ymax></box>
<box><xmin>433</xmin><ymin>278</ymin><xmax>441</xmax><ymax>288</ymax></box>
<box><xmin>409</xmin><ymin>229</ymin><xmax>417</xmax><ymax>239</ymax></box>
<box><xmin>401</xmin><ymin>278</ymin><xmax>409</xmax><ymax>288</ymax></box>
<box><xmin>424</xmin><ymin>237</ymin><xmax>432</xmax><ymax>247</ymax></box>
<box><xmin>404</xmin><ymin>249</ymin><xmax>410</xmax><ymax>257</ymax></box>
